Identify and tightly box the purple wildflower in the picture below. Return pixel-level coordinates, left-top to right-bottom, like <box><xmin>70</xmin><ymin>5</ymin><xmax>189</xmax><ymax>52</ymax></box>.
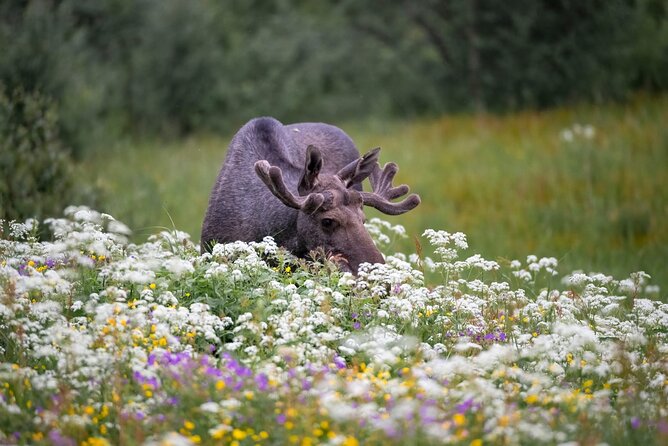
<box><xmin>205</xmin><ymin>366</ymin><xmax>223</xmax><ymax>378</ymax></box>
<box><xmin>658</xmin><ymin>419</ymin><xmax>668</xmax><ymax>434</ymax></box>
<box><xmin>456</xmin><ymin>398</ymin><xmax>474</xmax><ymax>413</ymax></box>
<box><xmin>255</xmin><ymin>373</ymin><xmax>269</xmax><ymax>391</ymax></box>
<box><xmin>48</xmin><ymin>430</ymin><xmax>76</xmax><ymax>446</ymax></box>
<box><xmin>333</xmin><ymin>356</ymin><xmax>346</xmax><ymax>369</ymax></box>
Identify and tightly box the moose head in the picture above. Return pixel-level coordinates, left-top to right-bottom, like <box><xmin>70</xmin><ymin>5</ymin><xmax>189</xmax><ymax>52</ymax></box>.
<box><xmin>254</xmin><ymin>145</ymin><xmax>420</xmax><ymax>274</ymax></box>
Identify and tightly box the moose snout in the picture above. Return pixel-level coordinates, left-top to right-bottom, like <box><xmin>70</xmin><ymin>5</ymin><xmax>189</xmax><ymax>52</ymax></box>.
<box><xmin>347</xmin><ymin>244</ymin><xmax>385</xmax><ymax>275</ymax></box>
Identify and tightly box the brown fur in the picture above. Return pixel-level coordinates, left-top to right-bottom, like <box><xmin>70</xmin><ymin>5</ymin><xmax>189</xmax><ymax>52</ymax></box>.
<box><xmin>201</xmin><ymin>117</ymin><xmax>419</xmax><ymax>274</ymax></box>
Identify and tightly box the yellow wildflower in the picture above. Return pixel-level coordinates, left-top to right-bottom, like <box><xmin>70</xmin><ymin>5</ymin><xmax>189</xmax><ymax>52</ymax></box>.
<box><xmin>211</xmin><ymin>428</ymin><xmax>225</xmax><ymax>440</ymax></box>
<box><xmin>342</xmin><ymin>436</ymin><xmax>359</xmax><ymax>446</ymax></box>
<box><xmin>232</xmin><ymin>429</ymin><xmax>247</xmax><ymax>440</ymax></box>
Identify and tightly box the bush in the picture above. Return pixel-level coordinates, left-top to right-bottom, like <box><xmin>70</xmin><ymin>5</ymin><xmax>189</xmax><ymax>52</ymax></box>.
<box><xmin>0</xmin><ymin>87</ymin><xmax>78</xmax><ymax>224</ymax></box>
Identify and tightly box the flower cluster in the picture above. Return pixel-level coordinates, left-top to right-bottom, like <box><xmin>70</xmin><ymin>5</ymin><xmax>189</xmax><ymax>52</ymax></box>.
<box><xmin>560</xmin><ymin>123</ymin><xmax>596</xmax><ymax>142</ymax></box>
<box><xmin>0</xmin><ymin>207</ymin><xmax>666</xmax><ymax>445</ymax></box>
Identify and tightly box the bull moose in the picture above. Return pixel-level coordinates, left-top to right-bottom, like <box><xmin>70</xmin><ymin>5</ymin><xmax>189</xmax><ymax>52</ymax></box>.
<box><xmin>200</xmin><ymin>117</ymin><xmax>420</xmax><ymax>274</ymax></box>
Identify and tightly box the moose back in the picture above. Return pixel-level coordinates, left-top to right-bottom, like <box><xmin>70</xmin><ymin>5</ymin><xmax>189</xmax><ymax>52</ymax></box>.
<box><xmin>201</xmin><ymin>117</ymin><xmax>420</xmax><ymax>274</ymax></box>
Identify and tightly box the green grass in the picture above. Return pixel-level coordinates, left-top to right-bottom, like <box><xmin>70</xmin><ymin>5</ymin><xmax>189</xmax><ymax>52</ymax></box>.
<box><xmin>80</xmin><ymin>94</ymin><xmax>668</xmax><ymax>293</ymax></box>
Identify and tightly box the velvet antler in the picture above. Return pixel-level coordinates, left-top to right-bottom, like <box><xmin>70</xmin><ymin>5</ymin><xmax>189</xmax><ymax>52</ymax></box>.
<box><xmin>254</xmin><ymin>160</ymin><xmax>325</xmax><ymax>213</ymax></box>
<box><xmin>336</xmin><ymin>147</ymin><xmax>381</xmax><ymax>187</ymax></box>
<box><xmin>360</xmin><ymin>162</ymin><xmax>421</xmax><ymax>215</ymax></box>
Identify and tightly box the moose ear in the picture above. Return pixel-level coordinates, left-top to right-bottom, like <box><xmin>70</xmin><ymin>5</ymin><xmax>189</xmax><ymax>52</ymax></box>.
<box><xmin>337</xmin><ymin>147</ymin><xmax>381</xmax><ymax>187</ymax></box>
<box><xmin>298</xmin><ymin>145</ymin><xmax>323</xmax><ymax>195</ymax></box>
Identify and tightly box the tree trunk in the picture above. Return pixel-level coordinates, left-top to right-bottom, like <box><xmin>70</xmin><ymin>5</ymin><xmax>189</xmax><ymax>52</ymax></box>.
<box><xmin>466</xmin><ymin>0</ymin><xmax>484</xmax><ymax>114</ymax></box>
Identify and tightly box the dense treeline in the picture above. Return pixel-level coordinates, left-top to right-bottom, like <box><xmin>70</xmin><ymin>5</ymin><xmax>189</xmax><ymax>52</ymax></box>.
<box><xmin>1</xmin><ymin>0</ymin><xmax>667</xmax><ymax>221</ymax></box>
<box><xmin>2</xmin><ymin>0</ymin><xmax>667</xmax><ymax>148</ymax></box>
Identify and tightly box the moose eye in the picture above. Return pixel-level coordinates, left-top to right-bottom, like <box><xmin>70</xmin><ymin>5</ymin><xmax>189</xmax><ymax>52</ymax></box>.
<box><xmin>321</xmin><ymin>218</ymin><xmax>338</xmax><ymax>231</ymax></box>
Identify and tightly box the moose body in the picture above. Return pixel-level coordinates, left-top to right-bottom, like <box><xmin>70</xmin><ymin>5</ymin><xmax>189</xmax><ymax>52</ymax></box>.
<box><xmin>201</xmin><ymin>117</ymin><xmax>419</xmax><ymax>273</ymax></box>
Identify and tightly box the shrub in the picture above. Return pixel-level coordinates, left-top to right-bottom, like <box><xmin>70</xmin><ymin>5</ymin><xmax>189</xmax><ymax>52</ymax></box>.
<box><xmin>0</xmin><ymin>86</ymin><xmax>76</xmax><ymax>224</ymax></box>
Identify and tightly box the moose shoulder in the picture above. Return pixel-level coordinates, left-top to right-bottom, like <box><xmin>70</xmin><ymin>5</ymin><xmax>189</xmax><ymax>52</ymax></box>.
<box><xmin>200</xmin><ymin>117</ymin><xmax>420</xmax><ymax>274</ymax></box>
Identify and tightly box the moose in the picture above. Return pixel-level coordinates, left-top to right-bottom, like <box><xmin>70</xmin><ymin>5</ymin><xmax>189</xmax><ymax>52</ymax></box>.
<box><xmin>200</xmin><ymin>117</ymin><xmax>420</xmax><ymax>274</ymax></box>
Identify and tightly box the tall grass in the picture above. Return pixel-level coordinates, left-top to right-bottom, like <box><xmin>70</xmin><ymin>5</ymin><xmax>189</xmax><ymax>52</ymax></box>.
<box><xmin>80</xmin><ymin>95</ymin><xmax>668</xmax><ymax>293</ymax></box>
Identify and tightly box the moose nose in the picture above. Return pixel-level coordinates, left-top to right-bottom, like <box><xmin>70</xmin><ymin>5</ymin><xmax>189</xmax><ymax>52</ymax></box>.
<box><xmin>368</xmin><ymin>247</ymin><xmax>385</xmax><ymax>265</ymax></box>
<box><xmin>349</xmin><ymin>245</ymin><xmax>385</xmax><ymax>275</ymax></box>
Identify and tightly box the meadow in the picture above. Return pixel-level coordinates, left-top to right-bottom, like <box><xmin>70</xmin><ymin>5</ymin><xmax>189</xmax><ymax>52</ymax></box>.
<box><xmin>1</xmin><ymin>95</ymin><xmax>666</xmax><ymax>445</ymax></box>
<box><xmin>0</xmin><ymin>207</ymin><xmax>666</xmax><ymax>445</ymax></box>
<box><xmin>81</xmin><ymin>95</ymin><xmax>668</xmax><ymax>294</ymax></box>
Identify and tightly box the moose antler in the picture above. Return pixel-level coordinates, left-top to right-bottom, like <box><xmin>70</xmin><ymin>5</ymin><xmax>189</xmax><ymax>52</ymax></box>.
<box><xmin>255</xmin><ymin>160</ymin><xmax>325</xmax><ymax>213</ymax></box>
<box><xmin>337</xmin><ymin>147</ymin><xmax>381</xmax><ymax>187</ymax></box>
<box><xmin>360</xmin><ymin>162</ymin><xmax>421</xmax><ymax>215</ymax></box>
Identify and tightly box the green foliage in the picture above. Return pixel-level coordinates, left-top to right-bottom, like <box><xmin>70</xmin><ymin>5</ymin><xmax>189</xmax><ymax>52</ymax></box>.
<box><xmin>2</xmin><ymin>0</ymin><xmax>667</xmax><ymax>148</ymax></box>
<box><xmin>0</xmin><ymin>87</ymin><xmax>76</xmax><ymax>223</ymax></box>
